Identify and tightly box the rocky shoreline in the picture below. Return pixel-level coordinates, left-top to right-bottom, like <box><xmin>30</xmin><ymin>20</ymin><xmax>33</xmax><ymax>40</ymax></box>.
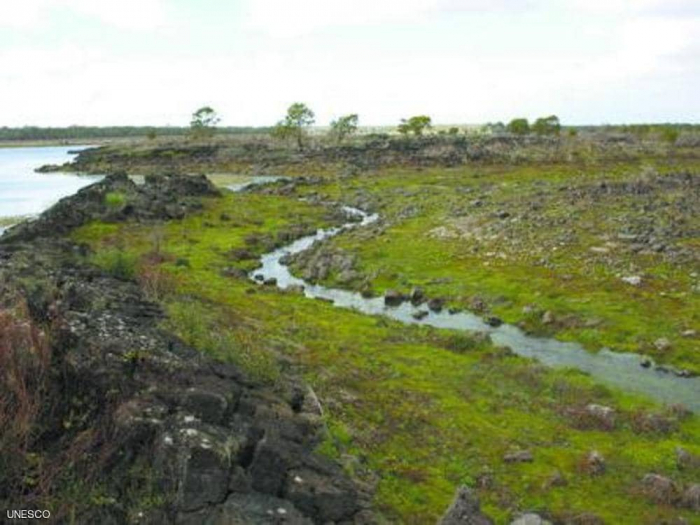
<box><xmin>36</xmin><ymin>132</ymin><xmax>700</xmax><ymax>177</ymax></box>
<box><xmin>0</xmin><ymin>174</ymin><xmax>374</xmax><ymax>524</ymax></box>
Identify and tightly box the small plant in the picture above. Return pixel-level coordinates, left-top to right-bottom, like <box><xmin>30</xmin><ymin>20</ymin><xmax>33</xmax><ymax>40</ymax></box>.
<box><xmin>122</xmin><ymin>350</ymin><xmax>146</xmax><ymax>377</ymax></box>
<box><xmin>660</xmin><ymin>127</ymin><xmax>679</xmax><ymax>146</ymax></box>
<box><xmin>104</xmin><ymin>192</ymin><xmax>127</xmax><ymax>209</ymax></box>
<box><xmin>0</xmin><ymin>299</ymin><xmax>51</xmax><ymax>495</ymax></box>
<box><xmin>91</xmin><ymin>249</ymin><xmax>138</xmax><ymax>280</ymax></box>
<box><xmin>138</xmin><ymin>265</ymin><xmax>175</xmax><ymax>302</ymax></box>
<box><xmin>442</xmin><ymin>332</ymin><xmax>480</xmax><ymax>354</ymax></box>
<box><xmin>174</xmin><ymin>257</ymin><xmax>190</xmax><ymax>268</ymax></box>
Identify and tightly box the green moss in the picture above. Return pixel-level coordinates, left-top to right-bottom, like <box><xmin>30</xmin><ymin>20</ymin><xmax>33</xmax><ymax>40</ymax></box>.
<box><xmin>104</xmin><ymin>191</ymin><xmax>127</xmax><ymax>208</ymax></box>
<box><xmin>72</xmin><ymin>176</ymin><xmax>700</xmax><ymax>523</ymax></box>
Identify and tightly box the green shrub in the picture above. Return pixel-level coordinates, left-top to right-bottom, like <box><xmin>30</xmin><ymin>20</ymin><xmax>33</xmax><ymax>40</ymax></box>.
<box><xmin>506</xmin><ymin>118</ymin><xmax>530</xmax><ymax>135</ymax></box>
<box><xmin>91</xmin><ymin>249</ymin><xmax>138</xmax><ymax>280</ymax></box>
<box><xmin>104</xmin><ymin>192</ymin><xmax>127</xmax><ymax>209</ymax></box>
<box><xmin>441</xmin><ymin>332</ymin><xmax>480</xmax><ymax>354</ymax></box>
<box><xmin>660</xmin><ymin>127</ymin><xmax>680</xmax><ymax>145</ymax></box>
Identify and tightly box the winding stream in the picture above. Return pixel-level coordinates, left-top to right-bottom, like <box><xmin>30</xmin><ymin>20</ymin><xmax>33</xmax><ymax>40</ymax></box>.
<box><xmin>241</xmin><ymin>181</ymin><xmax>700</xmax><ymax>412</ymax></box>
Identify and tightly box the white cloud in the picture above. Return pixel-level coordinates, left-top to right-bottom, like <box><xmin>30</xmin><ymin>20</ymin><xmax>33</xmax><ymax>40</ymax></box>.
<box><xmin>570</xmin><ymin>0</ymin><xmax>699</xmax><ymax>16</ymax></box>
<box><xmin>243</xmin><ymin>0</ymin><xmax>433</xmax><ymax>37</ymax></box>
<box><xmin>243</xmin><ymin>0</ymin><xmax>533</xmax><ymax>37</ymax></box>
<box><xmin>0</xmin><ymin>0</ymin><xmax>170</xmax><ymax>31</ymax></box>
<box><xmin>0</xmin><ymin>1</ymin><xmax>47</xmax><ymax>29</ymax></box>
<box><xmin>0</xmin><ymin>1</ymin><xmax>697</xmax><ymax>125</ymax></box>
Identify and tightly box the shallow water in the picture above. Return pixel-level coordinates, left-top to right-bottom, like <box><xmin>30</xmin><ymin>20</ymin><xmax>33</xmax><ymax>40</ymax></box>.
<box><xmin>225</xmin><ymin>175</ymin><xmax>289</xmax><ymax>193</ymax></box>
<box><xmin>0</xmin><ymin>146</ymin><xmax>101</xmax><ymax>233</ymax></box>
<box><xmin>246</xmin><ymin>188</ymin><xmax>700</xmax><ymax>411</ymax></box>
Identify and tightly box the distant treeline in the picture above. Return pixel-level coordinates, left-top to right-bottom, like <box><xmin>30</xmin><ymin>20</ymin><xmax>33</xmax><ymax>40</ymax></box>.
<box><xmin>0</xmin><ymin>126</ymin><xmax>270</xmax><ymax>141</ymax></box>
<box><xmin>584</xmin><ymin>123</ymin><xmax>700</xmax><ymax>134</ymax></box>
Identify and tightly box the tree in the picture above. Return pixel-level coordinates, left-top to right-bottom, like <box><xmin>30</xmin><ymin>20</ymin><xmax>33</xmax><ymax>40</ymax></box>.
<box><xmin>190</xmin><ymin>106</ymin><xmax>220</xmax><ymax>139</ymax></box>
<box><xmin>397</xmin><ymin>115</ymin><xmax>432</xmax><ymax>136</ymax></box>
<box><xmin>484</xmin><ymin>122</ymin><xmax>506</xmax><ymax>135</ymax></box>
<box><xmin>532</xmin><ymin>115</ymin><xmax>561</xmax><ymax>136</ymax></box>
<box><xmin>273</xmin><ymin>103</ymin><xmax>315</xmax><ymax>150</ymax></box>
<box><xmin>506</xmin><ymin>118</ymin><xmax>530</xmax><ymax>135</ymax></box>
<box><xmin>329</xmin><ymin>114</ymin><xmax>359</xmax><ymax>144</ymax></box>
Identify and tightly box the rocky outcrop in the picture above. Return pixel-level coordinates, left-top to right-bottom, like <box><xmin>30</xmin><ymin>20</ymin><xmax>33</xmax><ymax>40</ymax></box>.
<box><xmin>45</xmin><ymin>133</ymin><xmax>694</xmax><ymax>177</ymax></box>
<box><xmin>438</xmin><ymin>486</ymin><xmax>493</xmax><ymax>525</ymax></box>
<box><xmin>0</xmin><ymin>175</ymin><xmax>373</xmax><ymax>524</ymax></box>
<box><xmin>2</xmin><ymin>172</ymin><xmax>220</xmax><ymax>243</ymax></box>
<box><xmin>285</xmin><ymin>243</ymin><xmax>362</xmax><ymax>285</ymax></box>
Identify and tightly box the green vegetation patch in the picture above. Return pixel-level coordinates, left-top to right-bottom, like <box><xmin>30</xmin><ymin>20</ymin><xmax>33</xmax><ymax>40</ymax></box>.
<box><xmin>294</xmin><ymin>161</ymin><xmax>700</xmax><ymax>374</ymax></box>
<box><xmin>73</xmin><ymin>186</ymin><xmax>700</xmax><ymax>523</ymax></box>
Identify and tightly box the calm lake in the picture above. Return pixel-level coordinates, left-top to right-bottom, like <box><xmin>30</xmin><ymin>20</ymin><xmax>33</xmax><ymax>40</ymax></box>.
<box><xmin>0</xmin><ymin>146</ymin><xmax>101</xmax><ymax>233</ymax></box>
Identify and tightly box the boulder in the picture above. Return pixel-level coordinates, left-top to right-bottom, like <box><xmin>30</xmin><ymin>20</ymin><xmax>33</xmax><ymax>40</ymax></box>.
<box><xmin>384</xmin><ymin>289</ymin><xmax>406</xmax><ymax>306</ymax></box>
<box><xmin>410</xmin><ymin>286</ymin><xmax>426</xmax><ymax>304</ymax></box>
<box><xmin>504</xmin><ymin>450</ymin><xmax>534</xmax><ymax>463</ymax></box>
<box><xmin>654</xmin><ymin>337</ymin><xmax>672</xmax><ymax>352</ymax></box>
<box><xmin>438</xmin><ymin>486</ymin><xmax>493</xmax><ymax>525</ymax></box>
<box><xmin>582</xmin><ymin>451</ymin><xmax>606</xmax><ymax>476</ymax></box>
<box><xmin>541</xmin><ymin>311</ymin><xmax>555</xmax><ymax>325</ymax></box>
<box><xmin>641</xmin><ymin>473</ymin><xmax>679</xmax><ymax>505</ymax></box>
<box><xmin>221</xmin><ymin>267</ymin><xmax>249</xmax><ymax>279</ymax></box>
<box><xmin>676</xmin><ymin>446</ymin><xmax>700</xmax><ymax>470</ymax></box>
<box><xmin>510</xmin><ymin>514</ymin><xmax>552</xmax><ymax>525</ymax></box>
<box><xmin>284</xmin><ymin>465</ymin><xmax>362</xmax><ymax>523</ymax></box>
<box><xmin>584</xmin><ymin>404</ymin><xmax>616</xmax><ymax>430</ymax></box>
<box><xmin>681</xmin><ymin>483</ymin><xmax>700</xmax><ymax>511</ymax></box>
<box><xmin>428</xmin><ymin>297</ymin><xmax>445</xmax><ymax>312</ymax></box>
<box><xmin>485</xmin><ymin>316</ymin><xmax>503</xmax><ymax>328</ymax></box>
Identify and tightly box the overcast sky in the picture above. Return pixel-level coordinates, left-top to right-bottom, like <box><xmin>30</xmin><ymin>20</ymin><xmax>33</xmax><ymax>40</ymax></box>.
<box><xmin>0</xmin><ymin>0</ymin><xmax>698</xmax><ymax>127</ymax></box>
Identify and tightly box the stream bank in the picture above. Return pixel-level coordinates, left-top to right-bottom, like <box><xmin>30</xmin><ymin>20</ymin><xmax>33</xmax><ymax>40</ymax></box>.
<box><xmin>243</xmin><ymin>181</ymin><xmax>700</xmax><ymax>412</ymax></box>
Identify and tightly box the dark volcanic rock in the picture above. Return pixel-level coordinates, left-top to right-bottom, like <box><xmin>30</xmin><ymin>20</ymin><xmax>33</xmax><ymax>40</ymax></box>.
<box><xmin>485</xmin><ymin>316</ymin><xmax>503</xmax><ymax>328</ymax></box>
<box><xmin>641</xmin><ymin>473</ymin><xmax>679</xmax><ymax>505</ymax></box>
<box><xmin>427</xmin><ymin>297</ymin><xmax>445</xmax><ymax>312</ymax></box>
<box><xmin>0</xmin><ymin>174</ymin><xmax>372</xmax><ymax>524</ymax></box>
<box><xmin>1</xmin><ymin>172</ymin><xmax>221</xmax><ymax>243</ymax></box>
<box><xmin>438</xmin><ymin>486</ymin><xmax>493</xmax><ymax>525</ymax></box>
<box><xmin>384</xmin><ymin>289</ymin><xmax>406</xmax><ymax>306</ymax></box>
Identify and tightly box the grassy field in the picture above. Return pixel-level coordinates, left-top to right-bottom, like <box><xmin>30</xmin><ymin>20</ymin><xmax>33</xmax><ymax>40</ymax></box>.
<box><xmin>73</xmin><ymin>177</ymin><xmax>700</xmax><ymax>523</ymax></box>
